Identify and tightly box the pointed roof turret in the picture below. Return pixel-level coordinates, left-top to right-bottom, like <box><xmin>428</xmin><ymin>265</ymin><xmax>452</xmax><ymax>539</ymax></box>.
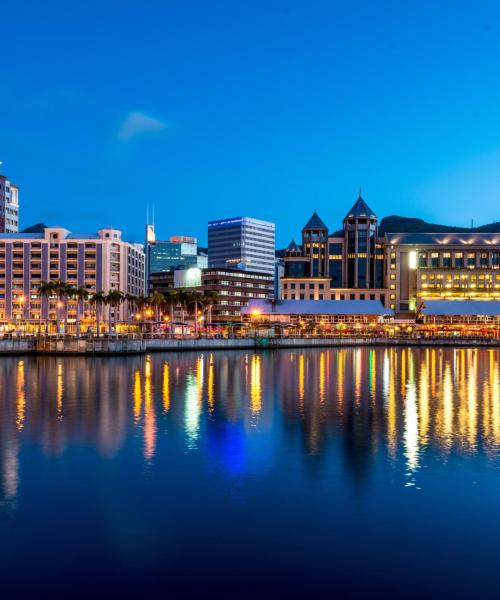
<box><xmin>302</xmin><ymin>210</ymin><xmax>328</xmax><ymax>231</ymax></box>
<box><xmin>344</xmin><ymin>192</ymin><xmax>377</xmax><ymax>220</ymax></box>
<box><xmin>286</xmin><ymin>239</ymin><xmax>300</xmax><ymax>253</ymax></box>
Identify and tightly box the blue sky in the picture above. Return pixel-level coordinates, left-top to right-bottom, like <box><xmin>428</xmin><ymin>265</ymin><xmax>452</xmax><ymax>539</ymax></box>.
<box><xmin>1</xmin><ymin>0</ymin><xmax>500</xmax><ymax>246</ymax></box>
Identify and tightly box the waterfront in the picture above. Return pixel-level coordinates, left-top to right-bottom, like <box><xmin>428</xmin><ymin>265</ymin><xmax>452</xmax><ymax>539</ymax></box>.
<box><xmin>0</xmin><ymin>348</ymin><xmax>499</xmax><ymax>598</ymax></box>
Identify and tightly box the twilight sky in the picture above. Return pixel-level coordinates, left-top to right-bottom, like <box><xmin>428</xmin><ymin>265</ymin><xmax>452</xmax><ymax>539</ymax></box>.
<box><xmin>1</xmin><ymin>0</ymin><xmax>500</xmax><ymax>247</ymax></box>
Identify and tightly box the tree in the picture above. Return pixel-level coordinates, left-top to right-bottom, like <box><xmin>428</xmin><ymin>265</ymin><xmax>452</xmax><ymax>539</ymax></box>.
<box><xmin>203</xmin><ymin>290</ymin><xmax>219</xmax><ymax>334</ymax></box>
<box><xmin>74</xmin><ymin>286</ymin><xmax>89</xmax><ymax>336</ymax></box>
<box><xmin>62</xmin><ymin>283</ymin><xmax>76</xmax><ymax>334</ymax></box>
<box><xmin>163</xmin><ymin>290</ymin><xmax>179</xmax><ymax>338</ymax></box>
<box><xmin>125</xmin><ymin>293</ymin><xmax>138</xmax><ymax>325</ymax></box>
<box><xmin>187</xmin><ymin>290</ymin><xmax>205</xmax><ymax>337</ymax></box>
<box><xmin>148</xmin><ymin>291</ymin><xmax>165</xmax><ymax>326</ymax></box>
<box><xmin>51</xmin><ymin>280</ymin><xmax>67</xmax><ymax>334</ymax></box>
<box><xmin>106</xmin><ymin>290</ymin><xmax>124</xmax><ymax>332</ymax></box>
<box><xmin>89</xmin><ymin>291</ymin><xmax>106</xmax><ymax>336</ymax></box>
<box><xmin>177</xmin><ymin>289</ymin><xmax>190</xmax><ymax>328</ymax></box>
<box><xmin>37</xmin><ymin>280</ymin><xmax>54</xmax><ymax>334</ymax></box>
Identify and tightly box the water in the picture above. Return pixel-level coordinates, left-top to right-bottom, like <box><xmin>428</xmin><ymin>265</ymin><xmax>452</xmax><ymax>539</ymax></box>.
<box><xmin>0</xmin><ymin>347</ymin><xmax>499</xmax><ymax>598</ymax></box>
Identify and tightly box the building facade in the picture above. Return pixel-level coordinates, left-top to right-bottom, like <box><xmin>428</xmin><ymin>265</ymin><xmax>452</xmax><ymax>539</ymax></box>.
<box><xmin>0</xmin><ymin>227</ymin><xmax>145</xmax><ymax>328</ymax></box>
<box><xmin>145</xmin><ymin>225</ymin><xmax>207</xmax><ymax>291</ymax></box>
<box><xmin>282</xmin><ymin>195</ymin><xmax>388</xmax><ymax>306</ymax></box>
<box><xmin>387</xmin><ymin>232</ymin><xmax>500</xmax><ymax>312</ymax></box>
<box><xmin>208</xmin><ymin>216</ymin><xmax>276</xmax><ymax>278</ymax></box>
<box><xmin>150</xmin><ymin>266</ymin><xmax>274</xmax><ymax>321</ymax></box>
<box><xmin>0</xmin><ymin>173</ymin><xmax>19</xmax><ymax>233</ymax></box>
<box><xmin>282</xmin><ymin>194</ymin><xmax>499</xmax><ymax>314</ymax></box>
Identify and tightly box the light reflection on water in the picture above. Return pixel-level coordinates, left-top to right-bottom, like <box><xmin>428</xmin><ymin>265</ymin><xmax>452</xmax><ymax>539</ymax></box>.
<box><xmin>0</xmin><ymin>348</ymin><xmax>499</xmax><ymax>502</ymax></box>
<box><xmin>0</xmin><ymin>347</ymin><xmax>499</xmax><ymax>595</ymax></box>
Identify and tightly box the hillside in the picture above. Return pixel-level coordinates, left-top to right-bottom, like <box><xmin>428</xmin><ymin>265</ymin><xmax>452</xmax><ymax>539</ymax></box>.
<box><xmin>378</xmin><ymin>215</ymin><xmax>500</xmax><ymax>235</ymax></box>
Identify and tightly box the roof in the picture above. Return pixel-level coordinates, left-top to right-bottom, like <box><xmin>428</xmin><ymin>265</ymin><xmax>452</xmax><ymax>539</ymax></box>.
<box><xmin>0</xmin><ymin>232</ymin><xmax>44</xmax><ymax>239</ymax></box>
<box><xmin>302</xmin><ymin>211</ymin><xmax>328</xmax><ymax>230</ymax></box>
<box><xmin>386</xmin><ymin>232</ymin><xmax>500</xmax><ymax>245</ymax></box>
<box><xmin>421</xmin><ymin>300</ymin><xmax>500</xmax><ymax>316</ymax></box>
<box><xmin>286</xmin><ymin>239</ymin><xmax>300</xmax><ymax>252</ymax></box>
<box><xmin>242</xmin><ymin>299</ymin><xmax>393</xmax><ymax>316</ymax></box>
<box><xmin>344</xmin><ymin>195</ymin><xmax>377</xmax><ymax>220</ymax></box>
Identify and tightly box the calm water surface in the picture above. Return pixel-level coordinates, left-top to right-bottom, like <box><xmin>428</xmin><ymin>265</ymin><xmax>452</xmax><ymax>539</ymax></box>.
<box><xmin>0</xmin><ymin>347</ymin><xmax>499</xmax><ymax>598</ymax></box>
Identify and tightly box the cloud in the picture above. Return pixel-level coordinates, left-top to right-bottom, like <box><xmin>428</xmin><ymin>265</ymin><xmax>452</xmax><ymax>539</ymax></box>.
<box><xmin>118</xmin><ymin>111</ymin><xmax>167</xmax><ymax>141</ymax></box>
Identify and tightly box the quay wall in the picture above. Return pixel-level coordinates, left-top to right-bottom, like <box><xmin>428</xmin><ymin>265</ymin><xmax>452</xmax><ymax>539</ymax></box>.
<box><xmin>0</xmin><ymin>336</ymin><xmax>498</xmax><ymax>356</ymax></box>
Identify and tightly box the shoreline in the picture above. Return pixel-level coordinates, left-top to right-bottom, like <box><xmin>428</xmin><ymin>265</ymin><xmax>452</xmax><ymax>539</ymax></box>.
<box><xmin>0</xmin><ymin>335</ymin><xmax>498</xmax><ymax>356</ymax></box>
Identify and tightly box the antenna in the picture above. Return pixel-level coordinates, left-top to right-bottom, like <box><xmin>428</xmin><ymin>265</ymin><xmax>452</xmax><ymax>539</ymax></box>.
<box><xmin>152</xmin><ymin>204</ymin><xmax>155</xmax><ymax>229</ymax></box>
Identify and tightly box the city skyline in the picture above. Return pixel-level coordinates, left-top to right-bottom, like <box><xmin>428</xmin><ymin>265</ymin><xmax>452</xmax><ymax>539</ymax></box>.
<box><xmin>2</xmin><ymin>0</ymin><xmax>500</xmax><ymax>246</ymax></box>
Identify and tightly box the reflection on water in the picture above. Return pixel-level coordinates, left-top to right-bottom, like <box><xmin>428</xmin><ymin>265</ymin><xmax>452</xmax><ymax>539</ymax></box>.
<box><xmin>0</xmin><ymin>347</ymin><xmax>499</xmax><ymax>507</ymax></box>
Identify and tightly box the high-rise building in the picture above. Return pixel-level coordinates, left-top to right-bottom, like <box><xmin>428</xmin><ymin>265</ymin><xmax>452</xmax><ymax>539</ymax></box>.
<box><xmin>145</xmin><ymin>225</ymin><xmax>207</xmax><ymax>291</ymax></box>
<box><xmin>0</xmin><ymin>172</ymin><xmax>19</xmax><ymax>233</ymax></box>
<box><xmin>208</xmin><ymin>216</ymin><xmax>276</xmax><ymax>279</ymax></box>
<box><xmin>0</xmin><ymin>227</ymin><xmax>145</xmax><ymax>329</ymax></box>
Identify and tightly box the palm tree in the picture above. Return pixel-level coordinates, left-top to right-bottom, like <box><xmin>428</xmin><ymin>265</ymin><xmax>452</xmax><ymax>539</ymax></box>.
<box><xmin>74</xmin><ymin>286</ymin><xmax>89</xmax><ymax>336</ymax></box>
<box><xmin>125</xmin><ymin>293</ymin><xmax>138</xmax><ymax>325</ymax></box>
<box><xmin>163</xmin><ymin>290</ymin><xmax>179</xmax><ymax>338</ymax></box>
<box><xmin>89</xmin><ymin>291</ymin><xmax>106</xmax><ymax>336</ymax></box>
<box><xmin>51</xmin><ymin>279</ymin><xmax>67</xmax><ymax>334</ymax></box>
<box><xmin>203</xmin><ymin>290</ymin><xmax>219</xmax><ymax>335</ymax></box>
<box><xmin>62</xmin><ymin>283</ymin><xmax>76</xmax><ymax>334</ymax></box>
<box><xmin>37</xmin><ymin>280</ymin><xmax>53</xmax><ymax>335</ymax></box>
<box><xmin>187</xmin><ymin>290</ymin><xmax>205</xmax><ymax>337</ymax></box>
<box><xmin>106</xmin><ymin>290</ymin><xmax>124</xmax><ymax>333</ymax></box>
<box><xmin>177</xmin><ymin>289</ymin><xmax>190</xmax><ymax>328</ymax></box>
<box><xmin>148</xmin><ymin>291</ymin><xmax>165</xmax><ymax>328</ymax></box>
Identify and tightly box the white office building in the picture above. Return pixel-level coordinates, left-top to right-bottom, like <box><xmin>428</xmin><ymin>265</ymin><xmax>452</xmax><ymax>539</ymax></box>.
<box><xmin>208</xmin><ymin>216</ymin><xmax>276</xmax><ymax>279</ymax></box>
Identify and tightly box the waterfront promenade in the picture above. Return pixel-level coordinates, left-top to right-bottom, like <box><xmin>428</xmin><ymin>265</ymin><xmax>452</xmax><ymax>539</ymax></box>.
<box><xmin>0</xmin><ymin>334</ymin><xmax>498</xmax><ymax>355</ymax></box>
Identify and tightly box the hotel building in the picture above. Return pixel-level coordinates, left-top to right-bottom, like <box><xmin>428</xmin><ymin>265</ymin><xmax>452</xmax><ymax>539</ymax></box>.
<box><xmin>208</xmin><ymin>216</ymin><xmax>276</xmax><ymax>280</ymax></box>
<box><xmin>0</xmin><ymin>227</ymin><xmax>145</xmax><ymax>328</ymax></box>
<box><xmin>282</xmin><ymin>194</ymin><xmax>500</xmax><ymax>314</ymax></box>
<box><xmin>0</xmin><ymin>173</ymin><xmax>19</xmax><ymax>233</ymax></box>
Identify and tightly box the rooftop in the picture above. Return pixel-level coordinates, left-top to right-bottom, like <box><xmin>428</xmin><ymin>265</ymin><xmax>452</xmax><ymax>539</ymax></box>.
<box><xmin>242</xmin><ymin>299</ymin><xmax>393</xmax><ymax>316</ymax></box>
<box><xmin>421</xmin><ymin>300</ymin><xmax>500</xmax><ymax>316</ymax></box>
<box><xmin>386</xmin><ymin>232</ymin><xmax>500</xmax><ymax>245</ymax></box>
<box><xmin>302</xmin><ymin>210</ymin><xmax>328</xmax><ymax>231</ymax></box>
<box><xmin>344</xmin><ymin>194</ymin><xmax>377</xmax><ymax>220</ymax></box>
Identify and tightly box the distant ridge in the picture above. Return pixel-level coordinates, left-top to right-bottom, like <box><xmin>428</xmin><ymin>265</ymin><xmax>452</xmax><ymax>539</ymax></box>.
<box><xmin>378</xmin><ymin>215</ymin><xmax>500</xmax><ymax>235</ymax></box>
<box><xmin>21</xmin><ymin>222</ymin><xmax>47</xmax><ymax>233</ymax></box>
<box><xmin>276</xmin><ymin>215</ymin><xmax>500</xmax><ymax>256</ymax></box>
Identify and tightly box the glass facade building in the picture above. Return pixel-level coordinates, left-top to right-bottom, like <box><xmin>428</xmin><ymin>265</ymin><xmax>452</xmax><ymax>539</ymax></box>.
<box><xmin>208</xmin><ymin>217</ymin><xmax>276</xmax><ymax>278</ymax></box>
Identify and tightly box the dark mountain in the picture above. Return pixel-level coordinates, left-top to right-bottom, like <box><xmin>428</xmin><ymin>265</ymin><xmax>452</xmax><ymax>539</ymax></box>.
<box><xmin>21</xmin><ymin>222</ymin><xmax>47</xmax><ymax>233</ymax></box>
<box><xmin>378</xmin><ymin>215</ymin><xmax>500</xmax><ymax>235</ymax></box>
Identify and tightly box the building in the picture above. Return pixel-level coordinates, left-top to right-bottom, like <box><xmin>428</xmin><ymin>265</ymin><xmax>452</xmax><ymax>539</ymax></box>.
<box><xmin>0</xmin><ymin>172</ymin><xmax>19</xmax><ymax>233</ymax></box>
<box><xmin>241</xmin><ymin>298</ymin><xmax>393</xmax><ymax>329</ymax></box>
<box><xmin>387</xmin><ymin>233</ymin><xmax>500</xmax><ymax>312</ymax></box>
<box><xmin>150</xmin><ymin>266</ymin><xmax>274</xmax><ymax>321</ymax></box>
<box><xmin>145</xmin><ymin>224</ymin><xmax>207</xmax><ymax>291</ymax></box>
<box><xmin>208</xmin><ymin>216</ymin><xmax>276</xmax><ymax>278</ymax></box>
<box><xmin>282</xmin><ymin>193</ymin><xmax>500</xmax><ymax>314</ymax></box>
<box><xmin>282</xmin><ymin>194</ymin><xmax>388</xmax><ymax>306</ymax></box>
<box><xmin>418</xmin><ymin>299</ymin><xmax>500</xmax><ymax>337</ymax></box>
<box><xmin>0</xmin><ymin>227</ymin><xmax>145</xmax><ymax>329</ymax></box>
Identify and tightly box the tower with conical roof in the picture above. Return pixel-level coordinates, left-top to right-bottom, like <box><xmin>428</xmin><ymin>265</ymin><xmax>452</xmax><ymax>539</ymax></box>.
<box><xmin>302</xmin><ymin>210</ymin><xmax>329</xmax><ymax>277</ymax></box>
<box><xmin>343</xmin><ymin>192</ymin><xmax>381</xmax><ymax>288</ymax></box>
